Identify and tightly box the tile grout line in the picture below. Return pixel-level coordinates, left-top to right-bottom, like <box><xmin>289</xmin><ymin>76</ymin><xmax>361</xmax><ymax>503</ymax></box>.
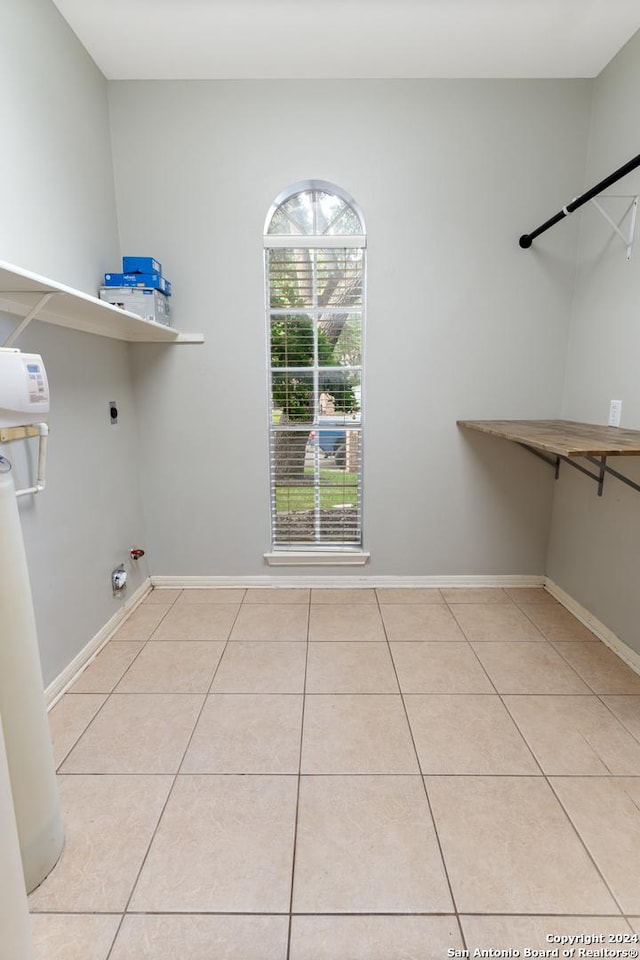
<box><xmin>51</xmin><ymin>590</ymin><xmax>187</xmax><ymax>770</ymax></box>
<box><xmin>101</xmin><ymin>589</ymin><xmax>186</xmax><ymax>960</ymax></box>
<box><xmin>286</xmin><ymin>594</ymin><xmax>311</xmax><ymax>960</ymax></box>
<box><xmin>545</xmin><ymin>776</ymin><xmax>628</xmax><ymax>918</ymax></box>
<box><xmin>102</xmin><ymin>593</ymin><xmax>248</xmax><ymax>959</ymax></box>
<box><xmin>375</xmin><ymin>589</ymin><xmax>468</xmax><ymax>951</ymax></box>
<box><xmin>445</xmin><ymin>593</ymin><xmax>631</xmax><ymax>921</ymax></box>
<box><xmin>450</xmin><ymin>600</ymin><xmax>629</xmax><ymax>917</ymax></box>
<box><xmin>597</xmin><ymin>695</ymin><xmax>640</xmax><ymax>750</ymax></box>
<box><xmin>442</xmin><ymin>597</ymin><xmax>550</xmax><ymax>780</ymax></box>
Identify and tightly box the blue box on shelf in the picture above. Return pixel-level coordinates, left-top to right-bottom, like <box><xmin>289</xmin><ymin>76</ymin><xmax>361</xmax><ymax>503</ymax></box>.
<box><xmin>104</xmin><ymin>272</ymin><xmax>169</xmax><ymax>295</ymax></box>
<box><xmin>122</xmin><ymin>256</ymin><xmax>162</xmax><ymax>275</ymax></box>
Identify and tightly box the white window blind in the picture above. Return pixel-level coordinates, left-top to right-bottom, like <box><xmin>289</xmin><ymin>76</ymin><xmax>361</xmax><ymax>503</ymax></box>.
<box><xmin>264</xmin><ymin>183</ymin><xmax>366</xmax><ymax>550</ymax></box>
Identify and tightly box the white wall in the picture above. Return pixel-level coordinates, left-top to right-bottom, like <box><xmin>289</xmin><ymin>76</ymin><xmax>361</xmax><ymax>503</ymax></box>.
<box><xmin>109</xmin><ymin>79</ymin><xmax>591</xmax><ymax>577</ymax></box>
<box><xmin>547</xmin><ymin>29</ymin><xmax>640</xmax><ymax>653</ymax></box>
<box><xmin>0</xmin><ymin>0</ymin><xmax>147</xmax><ymax>685</ymax></box>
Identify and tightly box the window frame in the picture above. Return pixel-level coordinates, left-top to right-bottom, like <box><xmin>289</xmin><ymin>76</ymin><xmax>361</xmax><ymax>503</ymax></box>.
<box><xmin>263</xmin><ymin>181</ymin><xmax>368</xmax><ymax>563</ymax></box>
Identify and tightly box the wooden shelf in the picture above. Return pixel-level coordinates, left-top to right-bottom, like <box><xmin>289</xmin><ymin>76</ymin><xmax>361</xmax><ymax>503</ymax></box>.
<box><xmin>0</xmin><ymin>259</ymin><xmax>204</xmax><ymax>344</ymax></box>
<box><xmin>457</xmin><ymin>419</ymin><xmax>640</xmax><ymax>497</ymax></box>
<box><xmin>457</xmin><ymin>419</ymin><xmax>640</xmax><ymax>457</ymax></box>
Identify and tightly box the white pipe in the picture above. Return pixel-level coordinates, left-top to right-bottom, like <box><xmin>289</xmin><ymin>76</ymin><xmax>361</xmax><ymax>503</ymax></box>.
<box><xmin>0</xmin><ymin>712</ymin><xmax>35</xmax><ymax>960</ymax></box>
<box><xmin>0</xmin><ymin>456</ymin><xmax>64</xmax><ymax>892</ymax></box>
<box><xmin>15</xmin><ymin>423</ymin><xmax>48</xmax><ymax>498</ymax></box>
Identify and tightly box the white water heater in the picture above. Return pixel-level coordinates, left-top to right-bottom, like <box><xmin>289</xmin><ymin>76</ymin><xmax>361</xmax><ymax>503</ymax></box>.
<box><xmin>0</xmin><ymin>346</ymin><xmax>62</xmax><ymax>895</ymax></box>
<box><xmin>0</xmin><ymin>348</ymin><xmax>49</xmax><ymax>428</ymax></box>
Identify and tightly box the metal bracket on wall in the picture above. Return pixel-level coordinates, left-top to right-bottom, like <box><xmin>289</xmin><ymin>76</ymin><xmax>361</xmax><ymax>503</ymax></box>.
<box><xmin>590</xmin><ymin>195</ymin><xmax>639</xmax><ymax>261</ymax></box>
<box><xmin>516</xmin><ymin>443</ymin><xmax>640</xmax><ymax>497</ymax></box>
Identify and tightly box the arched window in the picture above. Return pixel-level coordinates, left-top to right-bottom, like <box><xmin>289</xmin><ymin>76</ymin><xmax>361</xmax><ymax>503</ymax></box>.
<box><xmin>264</xmin><ymin>181</ymin><xmax>366</xmax><ymax>554</ymax></box>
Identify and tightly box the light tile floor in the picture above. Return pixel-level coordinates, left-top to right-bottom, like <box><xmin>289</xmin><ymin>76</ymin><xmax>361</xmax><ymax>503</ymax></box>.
<box><xmin>31</xmin><ymin>586</ymin><xmax>640</xmax><ymax>959</ymax></box>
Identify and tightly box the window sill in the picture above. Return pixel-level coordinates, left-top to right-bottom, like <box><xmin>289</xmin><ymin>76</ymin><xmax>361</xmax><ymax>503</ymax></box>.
<box><xmin>264</xmin><ymin>550</ymin><xmax>370</xmax><ymax>567</ymax></box>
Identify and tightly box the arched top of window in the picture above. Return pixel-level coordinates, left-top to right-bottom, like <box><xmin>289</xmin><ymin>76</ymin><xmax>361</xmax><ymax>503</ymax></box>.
<box><xmin>265</xmin><ymin>180</ymin><xmax>365</xmax><ymax>238</ymax></box>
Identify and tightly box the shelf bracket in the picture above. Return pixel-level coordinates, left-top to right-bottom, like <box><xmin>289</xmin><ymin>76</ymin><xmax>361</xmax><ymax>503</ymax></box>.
<box><xmin>2</xmin><ymin>292</ymin><xmax>57</xmax><ymax>347</ymax></box>
<box><xmin>590</xmin><ymin>195</ymin><xmax>639</xmax><ymax>261</ymax></box>
<box><xmin>518</xmin><ymin>444</ymin><xmax>640</xmax><ymax>497</ymax></box>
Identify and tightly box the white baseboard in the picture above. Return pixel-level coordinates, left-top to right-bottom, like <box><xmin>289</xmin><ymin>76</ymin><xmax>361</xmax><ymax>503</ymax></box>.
<box><xmin>45</xmin><ymin>578</ymin><xmax>152</xmax><ymax>708</ymax></box>
<box><xmin>151</xmin><ymin>573</ymin><xmax>546</xmax><ymax>589</ymax></box>
<box><xmin>544</xmin><ymin>577</ymin><xmax>640</xmax><ymax>677</ymax></box>
<box><xmin>49</xmin><ymin>573</ymin><xmax>639</xmax><ymax>707</ymax></box>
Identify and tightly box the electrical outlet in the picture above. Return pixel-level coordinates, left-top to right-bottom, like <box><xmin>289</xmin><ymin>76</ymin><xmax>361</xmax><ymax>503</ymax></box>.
<box><xmin>608</xmin><ymin>399</ymin><xmax>622</xmax><ymax>427</ymax></box>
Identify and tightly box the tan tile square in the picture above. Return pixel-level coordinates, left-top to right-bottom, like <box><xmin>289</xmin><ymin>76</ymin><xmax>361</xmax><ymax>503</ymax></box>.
<box><xmin>60</xmin><ymin>694</ymin><xmax>203</xmax><ymax>774</ymax></box>
<box><xmin>230</xmin><ymin>604</ymin><xmax>308</xmax><ymax>641</ymax></box>
<box><xmin>380</xmin><ymin>604</ymin><xmax>464</xmax><ymax>641</ymax></box>
<box><xmin>301</xmin><ymin>695</ymin><xmax>418</xmax><ymax>773</ymax></box>
<box><xmin>506</xmin><ymin>587</ymin><xmax>558</xmax><ymax>604</ymax></box>
<box><xmin>142</xmin><ymin>588</ymin><xmax>181</xmax><ymax>605</ymax></box>
<box><xmin>308</xmin><ymin>604</ymin><xmax>385</xmax><ymax>641</ymax></box>
<box><xmin>629</xmin><ymin>919</ymin><xmax>640</xmax><ymax>935</ymax></box>
<box><xmin>426</xmin><ymin>776</ymin><xmax>617</xmax><ymax>914</ymax></box>
<box><xmin>450</xmin><ymin>603</ymin><xmax>545</xmax><ymax>641</ymax></box>
<box><xmin>504</xmin><ymin>695</ymin><xmax>640</xmax><ymax>775</ymax></box>
<box><xmin>130</xmin><ymin>775</ymin><xmax>297</xmax><ymax>912</ymax></box>
<box><xmin>70</xmin><ymin>642</ymin><xmax>145</xmax><ymax>693</ymax></box>
<box><xmin>115</xmin><ymin>641</ymin><xmax>225</xmax><ymax>693</ymax></box>
<box><xmin>602</xmin><ymin>696</ymin><xmax>640</xmax><ymax>741</ymax></box>
<box><xmin>31</xmin><ymin>914</ymin><xmax>121</xmax><ymax>960</ymax></box>
<box><xmin>47</xmin><ymin>694</ymin><xmax>107</xmax><ymax>768</ymax></box>
<box><xmin>113</xmin><ymin>604</ymin><xmax>171</xmax><ymax>641</ymax></box>
<box><xmin>181</xmin><ymin>694</ymin><xmax>303</xmax><ymax>773</ymax></box>
<box><xmin>152</xmin><ymin>603</ymin><xmax>240</xmax><ymax>640</ymax></box>
<box><xmin>471</xmin><ymin>641</ymin><xmax>591</xmax><ymax>694</ymax></box>
<box><xmin>292</xmin><ymin>775</ymin><xmax>452</xmax><ymax>913</ymax></box>
<box><xmin>405</xmin><ymin>695</ymin><xmax>539</xmax><ymax>775</ymax></box>
<box><xmin>551</xmin><ymin>777</ymin><xmax>640</xmax><ymax>914</ymax></box>
<box><xmin>442</xmin><ymin>587</ymin><xmax>510</xmax><ymax>604</ymax></box>
<box><xmin>306</xmin><ymin>642</ymin><xmax>398</xmax><ymax>693</ymax></box>
<box><xmin>390</xmin><ymin>641</ymin><xmax>494</xmax><ymax>694</ymax></box>
<box><xmin>289</xmin><ymin>916</ymin><xmax>462</xmax><ymax>960</ymax></box>
<box><xmin>109</xmin><ymin>915</ymin><xmax>288</xmax><ymax>960</ymax></box>
<box><xmin>210</xmin><ymin>641</ymin><xmax>307</xmax><ymax>693</ymax></box>
<box><xmin>519</xmin><ymin>603</ymin><xmax>598</xmax><ymax>640</ymax></box>
<box><xmin>176</xmin><ymin>587</ymin><xmax>246</xmax><ymax>604</ymax></box>
<box><xmin>244</xmin><ymin>587</ymin><xmax>310</xmax><ymax>603</ymax></box>
<box><xmin>28</xmin><ymin>774</ymin><xmax>171</xmax><ymax>912</ymax></box>
<box><xmin>375</xmin><ymin>587</ymin><xmax>444</xmax><ymax>604</ymax></box>
<box><xmin>554</xmin><ymin>641</ymin><xmax>640</xmax><ymax>694</ymax></box>
<box><xmin>460</xmin><ymin>916</ymin><xmax>632</xmax><ymax>952</ymax></box>
<box><xmin>311</xmin><ymin>588</ymin><xmax>377</xmax><ymax>603</ymax></box>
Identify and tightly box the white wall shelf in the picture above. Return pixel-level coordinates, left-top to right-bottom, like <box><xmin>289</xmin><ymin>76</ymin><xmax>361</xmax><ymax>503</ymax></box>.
<box><xmin>0</xmin><ymin>259</ymin><xmax>204</xmax><ymax>345</ymax></box>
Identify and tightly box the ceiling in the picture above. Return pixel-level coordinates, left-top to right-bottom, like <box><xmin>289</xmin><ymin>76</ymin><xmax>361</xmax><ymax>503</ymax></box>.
<box><xmin>51</xmin><ymin>0</ymin><xmax>640</xmax><ymax>80</ymax></box>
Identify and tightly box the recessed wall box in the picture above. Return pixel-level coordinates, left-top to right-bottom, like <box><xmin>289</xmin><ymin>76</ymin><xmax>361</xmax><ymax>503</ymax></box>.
<box><xmin>99</xmin><ymin>287</ymin><xmax>172</xmax><ymax>326</ymax></box>
<box><xmin>0</xmin><ymin>349</ymin><xmax>50</xmax><ymax>429</ymax></box>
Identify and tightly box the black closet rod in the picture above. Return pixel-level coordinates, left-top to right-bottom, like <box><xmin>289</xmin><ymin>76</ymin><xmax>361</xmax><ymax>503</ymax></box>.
<box><xmin>519</xmin><ymin>151</ymin><xmax>640</xmax><ymax>249</ymax></box>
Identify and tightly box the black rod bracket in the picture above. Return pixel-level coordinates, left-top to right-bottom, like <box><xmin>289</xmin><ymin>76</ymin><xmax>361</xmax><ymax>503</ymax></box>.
<box><xmin>520</xmin><ymin>151</ymin><xmax>640</xmax><ymax>249</ymax></box>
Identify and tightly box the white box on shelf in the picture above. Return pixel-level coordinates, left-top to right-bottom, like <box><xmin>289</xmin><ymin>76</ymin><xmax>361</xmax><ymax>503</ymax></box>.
<box><xmin>99</xmin><ymin>286</ymin><xmax>171</xmax><ymax>327</ymax></box>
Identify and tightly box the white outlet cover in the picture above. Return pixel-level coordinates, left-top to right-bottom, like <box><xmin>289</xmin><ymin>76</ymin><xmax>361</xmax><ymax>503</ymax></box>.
<box><xmin>608</xmin><ymin>400</ymin><xmax>622</xmax><ymax>427</ymax></box>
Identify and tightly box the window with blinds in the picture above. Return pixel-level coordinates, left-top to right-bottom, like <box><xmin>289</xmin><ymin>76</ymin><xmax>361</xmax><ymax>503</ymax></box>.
<box><xmin>264</xmin><ymin>182</ymin><xmax>366</xmax><ymax>550</ymax></box>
